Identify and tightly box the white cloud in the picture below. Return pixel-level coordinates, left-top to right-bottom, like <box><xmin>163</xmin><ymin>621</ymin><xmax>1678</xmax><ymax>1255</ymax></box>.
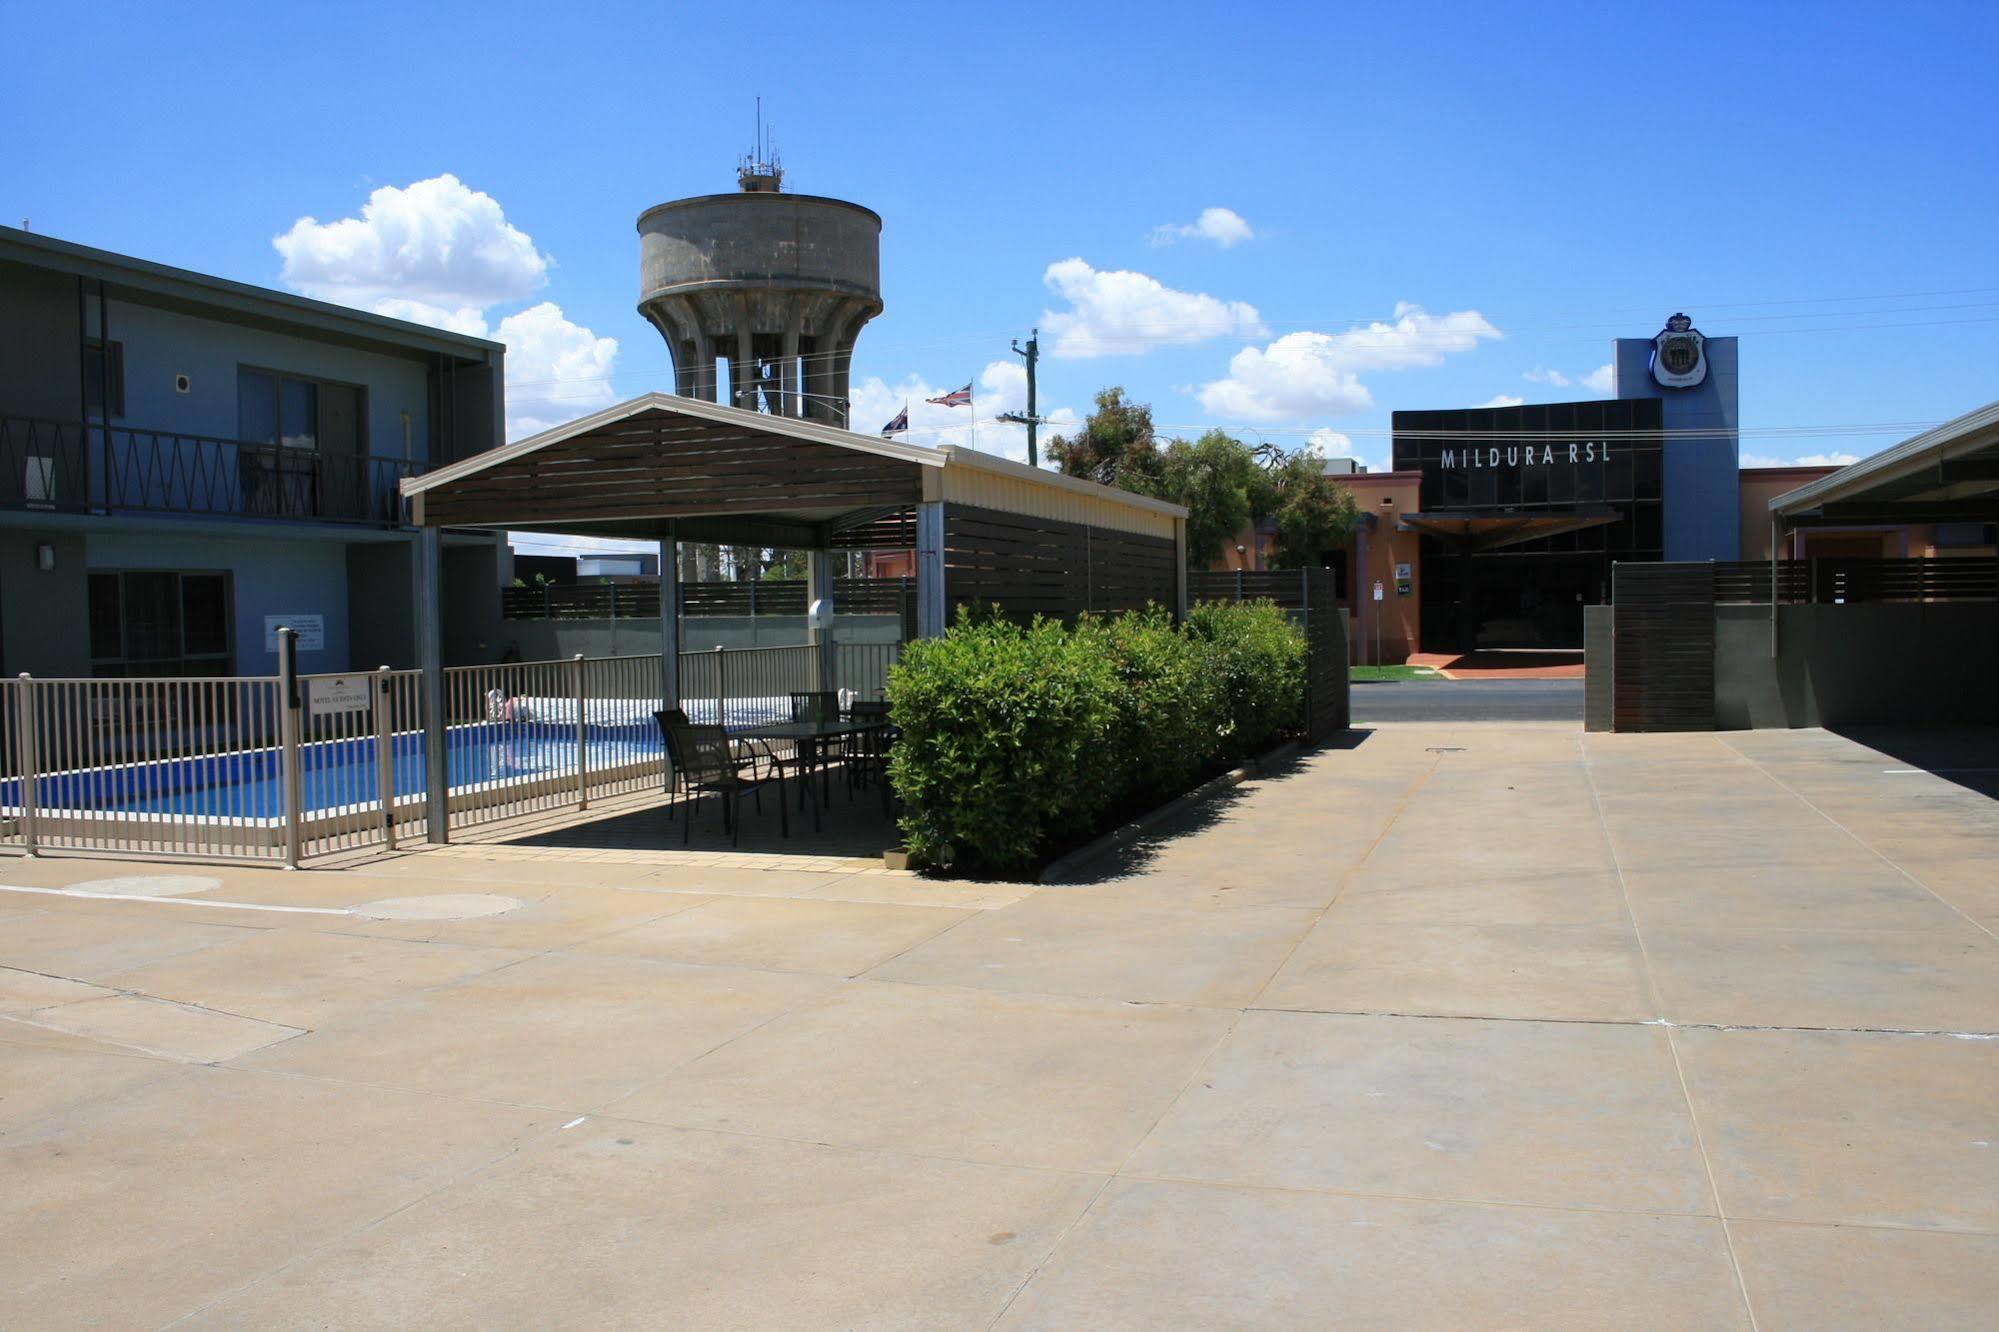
<box><xmin>1149</xmin><ymin>206</ymin><xmax>1255</xmax><ymax>249</ymax></box>
<box><xmin>1041</xmin><ymin>258</ymin><xmax>1266</xmax><ymax>359</ymax></box>
<box><xmin>1521</xmin><ymin>362</ymin><xmax>1615</xmax><ymax>396</ymax></box>
<box><xmin>1306</xmin><ymin>427</ymin><xmax>1355</xmax><ymax>455</ymax></box>
<box><xmin>1196</xmin><ymin>302</ymin><xmax>1501</xmax><ymax>422</ymax></box>
<box><xmin>274</xmin><ymin>175</ymin><xmax>617</xmax><ymax>443</ymax></box>
<box><xmin>846</xmin><ymin>358</ymin><xmax>1075</xmax><ymax>466</ymax></box>
<box><xmin>492</xmin><ymin>303</ymin><xmax>620</xmax><ymax>438</ymax></box>
<box><xmin>1740</xmin><ymin>451</ymin><xmax>1860</xmax><ymax>469</ymax></box>
<box><xmin>1474</xmin><ymin>393</ymin><xmax>1526</xmax><ymax>409</ymax></box>
<box><xmin>275</xmin><ymin>174</ymin><xmax>548</xmax><ymax>309</ymax></box>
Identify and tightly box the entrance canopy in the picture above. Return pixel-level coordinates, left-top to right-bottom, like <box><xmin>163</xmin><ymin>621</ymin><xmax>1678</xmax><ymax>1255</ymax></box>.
<box><xmin>1399</xmin><ymin>506</ymin><xmax>1620</xmax><ymax>552</ymax></box>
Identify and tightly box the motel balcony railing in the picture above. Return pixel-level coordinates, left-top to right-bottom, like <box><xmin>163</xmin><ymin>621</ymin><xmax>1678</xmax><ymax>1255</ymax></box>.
<box><xmin>0</xmin><ymin>414</ymin><xmax>425</xmax><ymax>527</ymax></box>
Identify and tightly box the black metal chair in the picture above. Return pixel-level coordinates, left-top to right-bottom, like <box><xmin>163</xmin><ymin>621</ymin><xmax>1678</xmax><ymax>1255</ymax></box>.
<box><xmin>789</xmin><ymin>691</ymin><xmax>839</xmax><ymax>723</ymax></box>
<box><xmin>842</xmin><ymin>700</ymin><xmax>897</xmax><ymax>813</ymax></box>
<box><xmin>657</xmin><ymin>707</ymin><xmax>790</xmax><ymax>822</ymax></box>
<box><xmin>665</xmin><ymin>722</ymin><xmax>787</xmax><ymax>847</ymax></box>
<box><xmin>654</xmin><ymin>708</ymin><xmax>692</xmax><ymax>815</ymax></box>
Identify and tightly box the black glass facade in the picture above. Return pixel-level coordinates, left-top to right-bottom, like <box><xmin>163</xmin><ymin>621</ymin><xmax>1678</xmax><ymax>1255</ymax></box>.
<box><xmin>1391</xmin><ymin>399</ymin><xmax>1666</xmax><ymax>650</ymax></box>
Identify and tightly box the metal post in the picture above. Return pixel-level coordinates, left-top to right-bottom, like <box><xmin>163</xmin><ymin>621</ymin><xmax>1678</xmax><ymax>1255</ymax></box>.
<box><xmin>1770</xmin><ymin>516</ymin><xmax>1782</xmax><ymax>659</ymax></box>
<box><xmin>1174</xmin><ymin>517</ymin><xmax>1189</xmax><ymax>624</ymax></box>
<box><xmin>417</xmin><ymin>525</ymin><xmax>449</xmax><ymax>843</ymax></box>
<box><xmin>808</xmin><ymin>548</ymin><xmax>835</xmax><ymax>695</ymax></box>
<box><xmin>915</xmin><ymin>501</ymin><xmax>946</xmax><ymax>638</ymax></box>
<box><xmin>14</xmin><ymin>674</ymin><xmax>38</xmax><ymax>856</ymax></box>
<box><xmin>714</xmin><ymin>645</ymin><xmax>728</xmax><ymax>724</ymax></box>
<box><xmin>277</xmin><ymin>627</ymin><xmax>303</xmax><ymax>869</ymax></box>
<box><xmin>573</xmin><ymin>653</ymin><xmax>588</xmax><ymax>809</ymax></box>
<box><xmin>658</xmin><ymin>525</ymin><xmax>680</xmax><ymax>708</ymax></box>
<box><xmin>373</xmin><ymin>665</ymin><xmax>397</xmax><ymax>850</ymax></box>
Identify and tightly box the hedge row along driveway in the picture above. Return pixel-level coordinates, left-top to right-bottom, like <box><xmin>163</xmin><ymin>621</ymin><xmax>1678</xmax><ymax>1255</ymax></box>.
<box><xmin>887</xmin><ymin>601</ymin><xmax>1305</xmax><ymax>872</ymax></box>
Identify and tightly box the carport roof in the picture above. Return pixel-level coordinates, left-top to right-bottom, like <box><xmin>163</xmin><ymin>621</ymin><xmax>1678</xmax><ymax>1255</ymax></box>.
<box><xmin>1770</xmin><ymin>398</ymin><xmax>1999</xmax><ymax>525</ymax></box>
<box><xmin>402</xmin><ymin>392</ymin><xmax>1183</xmax><ymax>546</ymax></box>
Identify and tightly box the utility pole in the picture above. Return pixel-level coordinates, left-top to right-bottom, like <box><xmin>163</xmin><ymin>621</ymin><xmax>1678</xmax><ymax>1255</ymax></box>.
<box><xmin>998</xmin><ymin>328</ymin><xmax>1042</xmax><ymax>466</ymax></box>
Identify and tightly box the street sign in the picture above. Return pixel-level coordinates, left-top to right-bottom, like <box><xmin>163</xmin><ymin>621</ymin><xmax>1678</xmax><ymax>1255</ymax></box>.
<box><xmin>308</xmin><ymin>674</ymin><xmax>373</xmax><ymax>718</ymax></box>
<box><xmin>1372</xmin><ymin>580</ymin><xmax>1384</xmax><ymax>602</ymax></box>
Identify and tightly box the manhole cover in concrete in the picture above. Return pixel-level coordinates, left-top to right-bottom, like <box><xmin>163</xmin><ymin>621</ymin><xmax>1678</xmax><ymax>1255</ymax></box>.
<box><xmin>65</xmin><ymin>874</ymin><xmax>222</xmax><ymax>898</ymax></box>
<box><xmin>354</xmin><ymin>894</ymin><xmax>522</xmax><ymax>921</ymax></box>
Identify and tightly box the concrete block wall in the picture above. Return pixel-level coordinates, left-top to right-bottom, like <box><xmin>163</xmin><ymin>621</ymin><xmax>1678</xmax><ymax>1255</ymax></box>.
<box><xmin>1583</xmin><ymin>605</ymin><xmax>1614</xmax><ymax>731</ymax></box>
<box><xmin>1714</xmin><ymin>603</ymin><xmax>1998</xmax><ymax>729</ymax></box>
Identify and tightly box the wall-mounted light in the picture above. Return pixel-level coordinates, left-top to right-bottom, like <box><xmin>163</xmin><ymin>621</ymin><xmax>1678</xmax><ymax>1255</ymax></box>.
<box><xmin>35</xmin><ymin>542</ymin><xmax>56</xmax><ymax>572</ymax></box>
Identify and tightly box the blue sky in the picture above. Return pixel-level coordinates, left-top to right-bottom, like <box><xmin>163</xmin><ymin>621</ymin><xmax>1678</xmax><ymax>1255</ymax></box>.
<box><xmin>9</xmin><ymin>0</ymin><xmax>1996</xmax><ymax>521</ymax></box>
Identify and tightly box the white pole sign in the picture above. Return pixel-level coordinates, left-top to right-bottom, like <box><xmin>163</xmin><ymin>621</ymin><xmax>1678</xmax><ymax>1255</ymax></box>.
<box><xmin>309</xmin><ymin>674</ymin><xmax>373</xmax><ymax>717</ymax></box>
<box><xmin>1372</xmin><ymin>581</ymin><xmax>1384</xmax><ymax>603</ymax></box>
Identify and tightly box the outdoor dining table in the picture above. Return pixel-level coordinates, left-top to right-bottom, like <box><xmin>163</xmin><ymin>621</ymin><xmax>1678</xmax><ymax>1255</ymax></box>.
<box><xmin>728</xmin><ymin>716</ymin><xmax>892</xmax><ymax>833</ymax></box>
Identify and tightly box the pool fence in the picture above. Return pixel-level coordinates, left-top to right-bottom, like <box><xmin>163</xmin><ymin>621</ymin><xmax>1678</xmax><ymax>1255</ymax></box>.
<box><xmin>2</xmin><ymin>638</ymin><xmax>901</xmax><ymax>867</ymax></box>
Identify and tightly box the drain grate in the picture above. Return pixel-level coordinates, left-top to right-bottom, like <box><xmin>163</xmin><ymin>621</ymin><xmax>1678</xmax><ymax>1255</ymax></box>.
<box><xmin>1426</xmin><ymin>746</ymin><xmax>1466</xmax><ymax>754</ymax></box>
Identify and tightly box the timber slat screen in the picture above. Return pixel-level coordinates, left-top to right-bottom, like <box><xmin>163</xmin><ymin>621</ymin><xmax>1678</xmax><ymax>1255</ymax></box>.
<box><xmin>1186</xmin><ymin>571</ymin><xmax>1311</xmax><ymax>608</ymax></box>
<box><xmin>1711</xmin><ymin>557</ymin><xmax>1997</xmax><ymax>605</ymax></box>
<box><xmin>1611</xmin><ymin>563</ymin><xmax>1715</xmax><ymax>733</ymax></box>
<box><xmin>1189</xmin><ymin>567</ymin><xmax>1348</xmax><ymax>743</ymax></box>
<box><xmin>503</xmin><ymin>577</ymin><xmax>914</xmax><ymax>621</ymax></box>
<box><xmin>940</xmin><ymin>505</ymin><xmax>1176</xmax><ymax>622</ymax></box>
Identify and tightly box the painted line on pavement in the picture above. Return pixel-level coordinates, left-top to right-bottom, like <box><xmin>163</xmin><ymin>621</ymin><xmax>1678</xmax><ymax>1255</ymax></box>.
<box><xmin>0</xmin><ymin>883</ymin><xmax>353</xmax><ymax>916</ymax></box>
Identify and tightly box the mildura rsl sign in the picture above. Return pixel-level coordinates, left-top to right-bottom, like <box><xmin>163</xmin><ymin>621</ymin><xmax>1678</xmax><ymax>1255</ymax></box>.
<box><xmin>1391</xmin><ymin>398</ymin><xmax>1665</xmax><ymax>513</ymax></box>
<box><xmin>1436</xmin><ymin>439</ymin><xmax>1615</xmax><ymax>471</ymax></box>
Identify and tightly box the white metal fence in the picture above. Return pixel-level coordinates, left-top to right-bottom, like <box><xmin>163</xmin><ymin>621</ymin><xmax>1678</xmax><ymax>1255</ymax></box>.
<box><xmin>1</xmin><ymin>640</ymin><xmax>907</xmax><ymax>865</ymax></box>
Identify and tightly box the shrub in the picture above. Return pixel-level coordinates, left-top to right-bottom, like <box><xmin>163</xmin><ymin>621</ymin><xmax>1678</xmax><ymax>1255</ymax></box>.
<box><xmin>1183</xmin><ymin>599</ymin><xmax>1306</xmax><ymax>760</ymax></box>
<box><xmin>1074</xmin><ymin>607</ymin><xmax>1223</xmax><ymax>803</ymax></box>
<box><xmin>886</xmin><ymin>614</ymin><xmax>1118</xmax><ymax>871</ymax></box>
<box><xmin>886</xmin><ymin>602</ymin><xmax>1306</xmax><ymax>873</ymax></box>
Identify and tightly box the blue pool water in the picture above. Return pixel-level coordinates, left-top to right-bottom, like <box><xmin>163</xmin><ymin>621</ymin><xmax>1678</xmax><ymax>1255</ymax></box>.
<box><xmin>5</xmin><ymin>721</ymin><xmax>663</xmax><ymax>819</ymax></box>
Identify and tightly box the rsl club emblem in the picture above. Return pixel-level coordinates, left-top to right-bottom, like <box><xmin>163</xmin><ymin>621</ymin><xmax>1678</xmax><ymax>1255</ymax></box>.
<box><xmin>1650</xmin><ymin>312</ymin><xmax>1707</xmax><ymax>388</ymax></box>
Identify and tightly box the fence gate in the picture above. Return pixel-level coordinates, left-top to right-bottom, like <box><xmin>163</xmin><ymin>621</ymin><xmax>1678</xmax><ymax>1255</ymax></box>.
<box><xmin>1611</xmin><ymin>563</ymin><xmax>1715</xmax><ymax>732</ymax></box>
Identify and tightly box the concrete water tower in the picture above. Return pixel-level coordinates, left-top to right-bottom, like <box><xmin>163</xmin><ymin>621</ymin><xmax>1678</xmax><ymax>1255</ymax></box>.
<box><xmin>637</xmin><ymin>149</ymin><xmax>882</xmax><ymax>427</ymax></box>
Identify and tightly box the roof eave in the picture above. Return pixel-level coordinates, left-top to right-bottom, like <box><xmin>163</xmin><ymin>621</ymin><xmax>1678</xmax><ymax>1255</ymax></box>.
<box><xmin>0</xmin><ymin>224</ymin><xmax>505</xmax><ymax>359</ymax></box>
<box><xmin>1770</xmin><ymin>398</ymin><xmax>1999</xmax><ymax>516</ymax></box>
<box><xmin>937</xmin><ymin>444</ymin><xmax>1190</xmax><ymax>519</ymax></box>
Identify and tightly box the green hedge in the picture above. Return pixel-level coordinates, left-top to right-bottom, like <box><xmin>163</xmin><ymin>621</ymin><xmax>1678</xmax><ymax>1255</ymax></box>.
<box><xmin>885</xmin><ymin>601</ymin><xmax>1304</xmax><ymax>872</ymax></box>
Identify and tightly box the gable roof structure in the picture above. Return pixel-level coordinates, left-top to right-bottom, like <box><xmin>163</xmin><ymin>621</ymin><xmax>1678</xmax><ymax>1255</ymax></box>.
<box><xmin>402</xmin><ymin>393</ymin><xmax>1184</xmax><ymax>549</ymax></box>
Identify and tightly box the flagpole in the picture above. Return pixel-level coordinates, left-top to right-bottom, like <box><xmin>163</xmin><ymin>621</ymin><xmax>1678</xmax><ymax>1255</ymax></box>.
<box><xmin>969</xmin><ymin>378</ymin><xmax>977</xmax><ymax>453</ymax></box>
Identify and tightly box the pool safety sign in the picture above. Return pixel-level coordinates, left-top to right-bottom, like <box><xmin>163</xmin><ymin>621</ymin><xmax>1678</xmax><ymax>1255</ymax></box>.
<box><xmin>309</xmin><ymin>674</ymin><xmax>373</xmax><ymax>717</ymax></box>
<box><xmin>264</xmin><ymin>614</ymin><xmax>325</xmax><ymax>652</ymax></box>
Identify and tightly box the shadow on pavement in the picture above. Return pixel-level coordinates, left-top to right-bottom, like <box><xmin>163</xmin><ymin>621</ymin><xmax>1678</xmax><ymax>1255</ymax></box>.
<box><xmin>1828</xmin><ymin>725</ymin><xmax>1999</xmax><ymax>800</ymax></box>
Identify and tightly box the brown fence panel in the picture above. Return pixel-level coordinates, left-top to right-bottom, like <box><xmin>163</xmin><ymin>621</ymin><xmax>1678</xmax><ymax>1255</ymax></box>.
<box><xmin>504</xmin><ymin>578</ymin><xmax>915</xmax><ymax>622</ymax></box>
<box><xmin>1084</xmin><ymin>528</ymin><xmax>1178</xmax><ymax>613</ymax></box>
<box><xmin>1711</xmin><ymin>558</ymin><xmax>1995</xmax><ymax>605</ymax></box>
<box><xmin>941</xmin><ymin>506</ymin><xmax>1089</xmax><ymax>622</ymax></box>
<box><xmin>1612</xmin><ymin>563</ymin><xmax>1715</xmax><ymax>732</ymax></box>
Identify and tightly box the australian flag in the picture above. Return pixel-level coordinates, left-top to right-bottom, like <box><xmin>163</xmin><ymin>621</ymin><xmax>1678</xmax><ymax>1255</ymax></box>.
<box><xmin>880</xmin><ymin>407</ymin><xmax>909</xmax><ymax>436</ymax></box>
<box><xmin>925</xmin><ymin>384</ymin><xmax>973</xmax><ymax>408</ymax></box>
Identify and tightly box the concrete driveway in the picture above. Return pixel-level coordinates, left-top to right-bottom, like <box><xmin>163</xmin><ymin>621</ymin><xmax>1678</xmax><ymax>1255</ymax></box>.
<box><xmin>2</xmin><ymin>723</ymin><xmax>1994</xmax><ymax>1328</ymax></box>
